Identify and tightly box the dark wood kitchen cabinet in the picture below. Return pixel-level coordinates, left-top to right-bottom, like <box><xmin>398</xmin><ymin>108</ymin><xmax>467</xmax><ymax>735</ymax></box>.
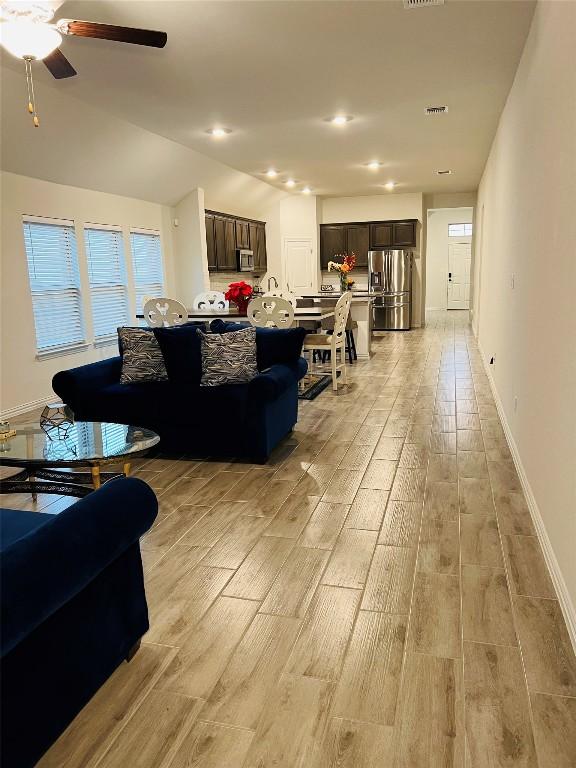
<box><xmin>320</xmin><ymin>219</ymin><xmax>417</xmax><ymax>270</ymax></box>
<box><xmin>253</xmin><ymin>223</ymin><xmax>267</xmax><ymax>272</ymax></box>
<box><xmin>345</xmin><ymin>224</ymin><xmax>370</xmax><ymax>268</ymax></box>
<box><xmin>369</xmin><ymin>222</ymin><xmax>393</xmax><ymax>249</ymax></box>
<box><xmin>392</xmin><ymin>221</ymin><xmax>417</xmax><ymax>247</ymax></box>
<box><xmin>235</xmin><ymin>219</ymin><xmax>250</xmax><ymax>249</ymax></box>
<box><xmin>222</xmin><ymin>218</ymin><xmax>237</xmax><ymax>270</ymax></box>
<box><xmin>320</xmin><ymin>225</ymin><xmax>347</xmax><ymax>269</ymax></box>
<box><xmin>205</xmin><ymin>210</ymin><xmax>267</xmax><ymax>272</ymax></box>
<box><xmin>205</xmin><ymin>213</ymin><xmax>217</xmax><ymax>271</ymax></box>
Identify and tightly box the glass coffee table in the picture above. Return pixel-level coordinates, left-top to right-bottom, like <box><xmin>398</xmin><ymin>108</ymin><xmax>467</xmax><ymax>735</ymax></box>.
<box><xmin>0</xmin><ymin>421</ymin><xmax>160</xmax><ymax>498</ymax></box>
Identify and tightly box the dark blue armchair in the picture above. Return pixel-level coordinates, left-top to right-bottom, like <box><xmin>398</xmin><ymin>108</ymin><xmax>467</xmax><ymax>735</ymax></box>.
<box><xmin>0</xmin><ymin>478</ymin><xmax>157</xmax><ymax>768</ymax></box>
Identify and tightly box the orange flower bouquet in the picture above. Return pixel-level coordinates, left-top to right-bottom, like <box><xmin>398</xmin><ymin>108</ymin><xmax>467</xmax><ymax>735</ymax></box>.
<box><xmin>328</xmin><ymin>253</ymin><xmax>357</xmax><ymax>292</ymax></box>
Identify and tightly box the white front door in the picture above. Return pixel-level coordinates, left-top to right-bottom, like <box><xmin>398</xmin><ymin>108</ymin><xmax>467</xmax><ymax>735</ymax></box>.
<box><xmin>447</xmin><ymin>241</ymin><xmax>472</xmax><ymax>309</ymax></box>
<box><xmin>284</xmin><ymin>238</ymin><xmax>314</xmax><ymax>294</ymax></box>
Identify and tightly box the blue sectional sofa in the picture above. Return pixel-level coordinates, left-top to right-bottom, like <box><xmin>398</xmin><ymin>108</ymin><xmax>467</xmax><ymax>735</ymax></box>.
<box><xmin>53</xmin><ymin>324</ymin><xmax>308</xmax><ymax>463</ymax></box>
<box><xmin>0</xmin><ymin>478</ymin><xmax>157</xmax><ymax>768</ymax></box>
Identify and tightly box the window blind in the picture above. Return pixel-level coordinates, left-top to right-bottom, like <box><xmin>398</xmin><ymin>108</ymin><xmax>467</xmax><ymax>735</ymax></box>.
<box><xmin>130</xmin><ymin>230</ymin><xmax>164</xmax><ymax>312</ymax></box>
<box><xmin>23</xmin><ymin>218</ymin><xmax>85</xmax><ymax>353</ymax></box>
<box><xmin>84</xmin><ymin>226</ymin><xmax>129</xmax><ymax>339</ymax></box>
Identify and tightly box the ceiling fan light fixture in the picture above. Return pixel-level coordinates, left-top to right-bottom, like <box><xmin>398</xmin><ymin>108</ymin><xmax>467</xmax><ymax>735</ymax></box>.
<box><xmin>0</xmin><ymin>19</ymin><xmax>61</xmax><ymax>60</ymax></box>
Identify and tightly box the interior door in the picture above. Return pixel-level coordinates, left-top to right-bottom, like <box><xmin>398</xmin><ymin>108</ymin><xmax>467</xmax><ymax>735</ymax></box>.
<box><xmin>447</xmin><ymin>241</ymin><xmax>472</xmax><ymax>309</ymax></box>
<box><xmin>284</xmin><ymin>238</ymin><xmax>313</xmax><ymax>294</ymax></box>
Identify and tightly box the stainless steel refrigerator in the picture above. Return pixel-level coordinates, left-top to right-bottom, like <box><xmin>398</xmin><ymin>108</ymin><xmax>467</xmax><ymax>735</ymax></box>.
<box><xmin>369</xmin><ymin>250</ymin><xmax>412</xmax><ymax>330</ymax></box>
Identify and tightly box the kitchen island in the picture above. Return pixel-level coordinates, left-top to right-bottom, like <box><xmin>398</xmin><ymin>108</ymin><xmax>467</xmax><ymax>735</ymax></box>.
<box><xmin>300</xmin><ymin>293</ymin><xmax>374</xmax><ymax>360</ymax></box>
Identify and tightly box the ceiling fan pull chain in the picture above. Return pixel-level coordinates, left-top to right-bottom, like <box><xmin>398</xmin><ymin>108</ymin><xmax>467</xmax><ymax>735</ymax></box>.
<box><xmin>24</xmin><ymin>57</ymin><xmax>40</xmax><ymax>127</ymax></box>
<box><xmin>25</xmin><ymin>59</ymin><xmax>34</xmax><ymax>115</ymax></box>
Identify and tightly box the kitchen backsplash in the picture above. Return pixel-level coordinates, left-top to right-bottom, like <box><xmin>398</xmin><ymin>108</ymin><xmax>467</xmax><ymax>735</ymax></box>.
<box><xmin>320</xmin><ymin>269</ymin><xmax>369</xmax><ymax>291</ymax></box>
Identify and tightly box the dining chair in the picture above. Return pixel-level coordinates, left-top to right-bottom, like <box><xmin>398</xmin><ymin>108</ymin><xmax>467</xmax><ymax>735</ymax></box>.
<box><xmin>247</xmin><ymin>296</ymin><xmax>295</xmax><ymax>329</ymax></box>
<box><xmin>303</xmin><ymin>292</ymin><xmax>352</xmax><ymax>391</ymax></box>
<box><xmin>319</xmin><ymin>298</ymin><xmax>358</xmax><ymax>364</ymax></box>
<box><xmin>143</xmin><ymin>297</ymin><xmax>188</xmax><ymax>327</ymax></box>
<box><xmin>192</xmin><ymin>291</ymin><xmax>229</xmax><ymax>311</ymax></box>
<box><xmin>262</xmin><ymin>290</ymin><xmax>297</xmax><ymax>308</ymax></box>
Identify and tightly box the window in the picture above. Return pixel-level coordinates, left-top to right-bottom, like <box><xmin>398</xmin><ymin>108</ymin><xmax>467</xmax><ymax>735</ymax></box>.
<box><xmin>130</xmin><ymin>230</ymin><xmax>164</xmax><ymax>312</ymax></box>
<box><xmin>23</xmin><ymin>217</ymin><xmax>85</xmax><ymax>354</ymax></box>
<box><xmin>448</xmin><ymin>222</ymin><xmax>473</xmax><ymax>237</ymax></box>
<box><xmin>84</xmin><ymin>225</ymin><xmax>129</xmax><ymax>340</ymax></box>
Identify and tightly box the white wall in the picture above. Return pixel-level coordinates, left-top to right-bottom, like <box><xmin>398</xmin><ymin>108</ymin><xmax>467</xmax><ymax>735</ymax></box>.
<box><xmin>0</xmin><ymin>171</ymin><xmax>175</xmax><ymax>416</ymax></box>
<box><xmin>279</xmin><ymin>196</ymin><xmax>320</xmax><ymax>291</ymax></box>
<box><xmin>473</xmin><ymin>1</ymin><xmax>576</xmax><ymax>632</ymax></box>
<box><xmin>425</xmin><ymin>207</ymin><xmax>473</xmax><ymax>310</ymax></box>
<box><xmin>320</xmin><ymin>193</ymin><xmax>425</xmax><ymax>326</ymax></box>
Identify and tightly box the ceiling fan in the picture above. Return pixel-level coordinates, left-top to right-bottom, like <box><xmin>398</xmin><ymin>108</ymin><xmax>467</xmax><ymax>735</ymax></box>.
<box><xmin>0</xmin><ymin>1</ymin><xmax>167</xmax><ymax>126</ymax></box>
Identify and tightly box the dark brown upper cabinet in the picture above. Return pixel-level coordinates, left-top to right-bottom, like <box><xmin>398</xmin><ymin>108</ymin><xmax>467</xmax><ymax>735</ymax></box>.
<box><xmin>392</xmin><ymin>221</ymin><xmax>417</xmax><ymax>247</ymax></box>
<box><xmin>205</xmin><ymin>210</ymin><xmax>267</xmax><ymax>272</ymax></box>
<box><xmin>222</xmin><ymin>218</ymin><xmax>237</xmax><ymax>270</ymax></box>
<box><xmin>369</xmin><ymin>222</ymin><xmax>393</xmax><ymax>249</ymax></box>
<box><xmin>320</xmin><ymin>225</ymin><xmax>347</xmax><ymax>269</ymax></box>
<box><xmin>205</xmin><ymin>213</ymin><xmax>217</xmax><ymax>272</ymax></box>
<box><xmin>254</xmin><ymin>223</ymin><xmax>267</xmax><ymax>272</ymax></box>
<box><xmin>235</xmin><ymin>219</ymin><xmax>250</xmax><ymax>249</ymax></box>
<box><xmin>346</xmin><ymin>224</ymin><xmax>370</xmax><ymax>268</ymax></box>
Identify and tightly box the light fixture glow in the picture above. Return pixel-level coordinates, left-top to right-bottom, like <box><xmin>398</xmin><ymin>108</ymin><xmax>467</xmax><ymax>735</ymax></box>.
<box><xmin>302</xmin><ymin>186</ymin><xmax>312</xmax><ymax>195</ymax></box>
<box><xmin>206</xmin><ymin>127</ymin><xmax>231</xmax><ymax>138</ymax></box>
<box><xmin>285</xmin><ymin>178</ymin><xmax>296</xmax><ymax>188</ymax></box>
<box><xmin>0</xmin><ymin>20</ymin><xmax>61</xmax><ymax>60</ymax></box>
<box><xmin>266</xmin><ymin>169</ymin><xmax>278</xmax><ymax>178</ymax></box>
<box><xmin>326</xmin><ymin>115</ymin><xmax>353</xmax><ymax>126</ymax></box>
<box><xmin>366</xmin><ymin>161</ymin><xmax>383</xmax><ymax>170</ymax></box>
<box><xmin>383</xmin><ymin>181</ymin><xmax>396</xmax><ymax>190</ymax></box>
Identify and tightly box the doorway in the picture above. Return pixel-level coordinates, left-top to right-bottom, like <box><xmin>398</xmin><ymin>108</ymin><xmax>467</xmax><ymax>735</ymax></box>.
<box><xmin>425</xmin><ymin>208</ymin><xmax>474</xmax><ymax>311</ymax></box>
<box><xmin>447</xmin><ymin>240</ymin><xmax>472</xmax><ymax>309</ymax></box>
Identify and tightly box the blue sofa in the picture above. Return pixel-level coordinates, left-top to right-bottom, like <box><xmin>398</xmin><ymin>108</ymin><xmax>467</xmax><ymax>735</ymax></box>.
<box><xmin>0</xmin><ymin>478</ymin><xmax>157</xmax><ymax>768</ymax></box>
<box><xmin>53</xmin><ymin>324</ymin><xmax>308</xmax><ymax>463</ymax></box>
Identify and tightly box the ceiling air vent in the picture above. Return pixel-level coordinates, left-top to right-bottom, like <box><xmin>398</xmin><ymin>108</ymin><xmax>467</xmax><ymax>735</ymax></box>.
<box><xmin>425</xmin><ymin>105</ymin><xmax>449</xmax><ymax>115</ymax></box>
<box><xmin>403</xmin><ymin>0</ymin><xmax>444</xmax><ymax>8</ymax></box>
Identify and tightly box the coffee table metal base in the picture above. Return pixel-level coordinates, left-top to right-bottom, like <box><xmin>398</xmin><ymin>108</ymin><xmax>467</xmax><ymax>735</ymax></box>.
<box><xmin>0</xmin><ymin>466</ymin><xmax>129</xmax><ymax>499</ymax></box>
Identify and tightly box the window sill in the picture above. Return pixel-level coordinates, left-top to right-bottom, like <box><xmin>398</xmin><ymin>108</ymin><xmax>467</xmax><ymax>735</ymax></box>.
<box><xmin>36</xmin><ymin>342</ymin><xmax>89</xmax><ymax>361</ymax></box>
<box><xmin>94</xmin><ymin>335</ymin><xmax>118</xmax><ymax>348</ymax></box>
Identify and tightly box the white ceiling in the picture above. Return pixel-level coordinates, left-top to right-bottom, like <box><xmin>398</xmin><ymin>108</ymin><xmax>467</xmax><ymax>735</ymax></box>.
<box><xmin>1</xmin><ymin>0</ymin><xmax>535</xmax><ymax>197</ymax></box>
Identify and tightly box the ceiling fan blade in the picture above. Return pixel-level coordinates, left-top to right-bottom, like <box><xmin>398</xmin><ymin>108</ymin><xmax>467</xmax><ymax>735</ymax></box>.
<box><xmin>43</xmin><ymin>48</ymin><xmax>77</xmax><ymax>79</ymax></box>
<box><xmin>58</xmin><ymin>19</ymin><xmax>167</xmax><ymax>48</ymax></box>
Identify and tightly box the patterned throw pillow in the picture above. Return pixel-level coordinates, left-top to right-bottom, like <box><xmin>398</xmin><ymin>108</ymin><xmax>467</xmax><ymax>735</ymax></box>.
<box><xmin>118</xmin><ymin>327</ymin><xmax>168</xmax><ymax>383</ymax></box>
<box><xmin>199</xmin><ymin>327</ymin><xmax>258</xmax><ymax>387</ymax></box>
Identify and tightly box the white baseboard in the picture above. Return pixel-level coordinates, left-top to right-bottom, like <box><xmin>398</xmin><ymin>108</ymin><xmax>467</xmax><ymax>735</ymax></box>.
<box><xmin>0</xmin><ymin>394</ymin><xmax>55</xmax><ymax>420</ymax></box>
<box><xmin>476</xmin><ymin>337</ymin><xmax>576</xmax><ymax>652</ymax></box>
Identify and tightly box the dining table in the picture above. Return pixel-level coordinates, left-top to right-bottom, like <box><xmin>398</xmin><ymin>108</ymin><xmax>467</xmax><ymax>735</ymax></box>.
<box><xmin>135</xmin><ymin>306</ymin><xmax>335</xmax><ymax>325</ymax></box>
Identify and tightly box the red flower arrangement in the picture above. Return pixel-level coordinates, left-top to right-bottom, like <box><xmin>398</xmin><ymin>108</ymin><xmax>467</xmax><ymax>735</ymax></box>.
<box><xmin>225</xmin><ymin>280</ymin><xmax>254</xmax><ymax>316</ymax></box>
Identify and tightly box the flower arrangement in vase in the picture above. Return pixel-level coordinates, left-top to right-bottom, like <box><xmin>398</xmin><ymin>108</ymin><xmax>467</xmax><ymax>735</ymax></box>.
<box><xmin>225</xmin><ymin>280</ymin><xmax>253</xmax><ymax>316</ymax></box>
<box><xmin>328</xmin><ymin>253</ymin><xmax>357</xmax><ymax>293</ymax></box>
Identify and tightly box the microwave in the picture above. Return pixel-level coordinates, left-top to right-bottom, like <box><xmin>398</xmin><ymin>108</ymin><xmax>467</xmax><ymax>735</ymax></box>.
<box><xmin>237</xmin><ymin>249</ymin><xmax>254</xmax><ymax>271</ymax></box>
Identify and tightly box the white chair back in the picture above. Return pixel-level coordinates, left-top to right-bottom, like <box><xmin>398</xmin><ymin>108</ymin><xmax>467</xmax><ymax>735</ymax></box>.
<box><xmin>332</xmin><ymin>292</ymin><xmax>352</xmax><ymax>344</ymax></box>
<box><xmin>192</xmin><ymin>291</ymin><xmax>229</xmax><ymax>312</ymax></box>
<box><xmin>262</xmin><ymin>290</ymin><xmax>297</xmax><ymax>308</ymax></box>
<box><xmin>247</xmin><ymin>296</ymin><xmax>295</xmax><ymax>329</ymax></box>
<box><xmin>143</xmin><ymin>297</ymin><xmax>188</xmax><ymax>327</ymax></box>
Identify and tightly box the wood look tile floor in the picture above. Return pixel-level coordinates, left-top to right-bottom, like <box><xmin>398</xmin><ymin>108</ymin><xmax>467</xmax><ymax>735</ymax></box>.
<box><xmin>6</xmin><ymin>310</ymin><xmax>575</xmax><ymax>767</ymax></box>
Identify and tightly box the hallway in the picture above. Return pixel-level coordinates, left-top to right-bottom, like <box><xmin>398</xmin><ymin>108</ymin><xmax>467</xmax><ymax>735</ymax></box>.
<box><xmin>12</xmin><ymin>310</ymin><xmax>574</xmax><ymax>767</ymax></box>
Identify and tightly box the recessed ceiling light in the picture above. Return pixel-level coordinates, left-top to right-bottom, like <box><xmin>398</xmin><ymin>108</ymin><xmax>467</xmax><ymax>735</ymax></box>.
<box><xmin>436</xmin><ymin>169</ymin><xmax>453</xmax><ymax>175</ymax></box>
<box><xmin>206</xmin><ymin>127</ymin><xmax>232</xmax><ymax>138</ymax></box>
<box><xmin>326</xmin><ymin>115</ymin><xmax>353</xmax><ymax>126</ymax></box>
<box><xmin>302</xmin><ymin>186</ymin><xmax>312</xmax><ymax>195</ymax></box>
<box><xmin>285</xmin><ymin>178</ymin><xmax>296</xmax><ymax>188</ymax></box>
<box><xmin>383</xmin><ymin>181</ymin><xmax>396</xmax><ymax>190</ymax></box>
<box><xmin>366</xmin><ymin>161</ymin><xmax>383</xmax><ymax>170</ymax></box>
<box><xmin>266</xmin><ymin>168</ymin><xmax>278</xmax><ymax>178</ymax></box>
